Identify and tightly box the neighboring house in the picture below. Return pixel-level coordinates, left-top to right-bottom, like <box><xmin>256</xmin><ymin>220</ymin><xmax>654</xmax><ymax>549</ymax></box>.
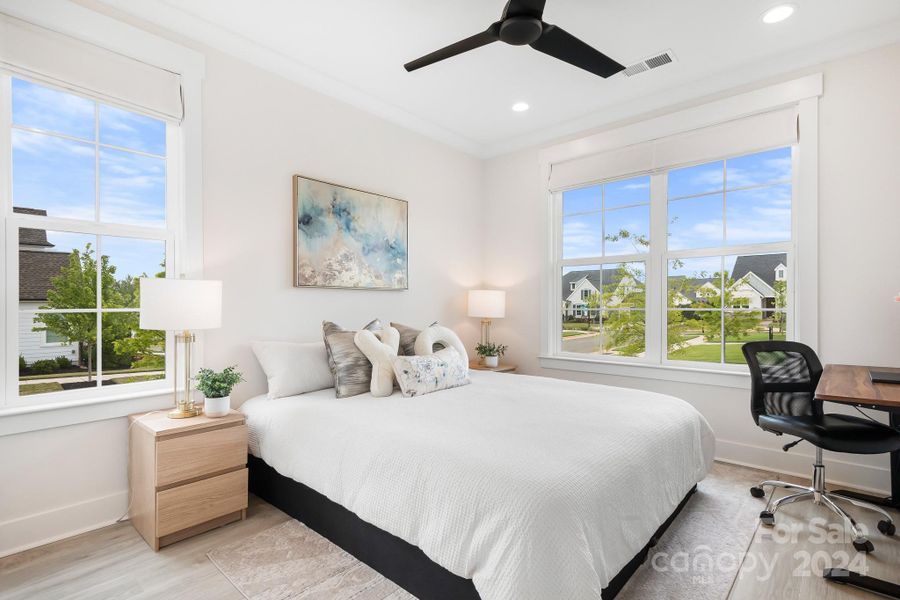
<box><xmin>563</xmin><ymin>253</ymin><xmax>788</xmax><ymax>319</ymax></box>
<box><xmin>562</xmin><ymin>268</ymin><xmax>638</xmax><ymax>317</ymax></box>
<box><xmin>729</xmin><ymin>254</ymin><xmax>787</xmax><ymax>312</ymax></box>
<box><xmin>16</xmin><ymin>207</ymin><xmax>80</xmax><ymax>366</ymax></box>
<box><xmin>669</xmin><ymin>277</ymin><xmax>718</xmax><ymax>307</ymax></box>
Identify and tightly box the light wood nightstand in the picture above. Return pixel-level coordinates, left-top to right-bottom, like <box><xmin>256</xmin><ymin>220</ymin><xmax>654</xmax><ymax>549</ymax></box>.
<box><xmin>468</xmin><ymin>359</ymin><xmax>517</xmax><ymax>373</ymax></box>
<box><xmin>128</xmin><ymin>409</ymin><xmax>248</xmax><ymax>551</ymax></box>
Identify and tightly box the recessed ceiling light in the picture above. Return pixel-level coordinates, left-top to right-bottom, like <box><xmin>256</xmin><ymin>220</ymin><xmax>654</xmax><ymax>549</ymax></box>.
<box><xmin>762</xmin><ymin>4</ymin><xmax>795</xmax><ymax>24</ymax></box>
<box><xmin>511</xmin><ymin>102</ymin><xmax>530</xmax><ymax>112</ymax></box>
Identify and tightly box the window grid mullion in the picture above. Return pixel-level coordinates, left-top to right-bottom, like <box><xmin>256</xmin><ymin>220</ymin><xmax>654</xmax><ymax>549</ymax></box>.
<box><xmin>6</xmin><ymin>77</ymin><xmax>176</xmax><ymax>404</ymax></box>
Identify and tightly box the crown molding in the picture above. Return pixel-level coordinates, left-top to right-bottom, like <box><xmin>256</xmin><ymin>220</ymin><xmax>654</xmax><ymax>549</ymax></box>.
<box><xmin>92</xmin><ymin>1</ymin><xmax>900</xmax><ymax>159</ymax></box>
<box><xmin>486</xmin><ymin>17</ymin><xmax>900</xmax><ymax>158</ymax></box>
<box><xmin>94</xmin><ymin>0</ymin><xmax>484</xmax><ymax>157</ymax></box>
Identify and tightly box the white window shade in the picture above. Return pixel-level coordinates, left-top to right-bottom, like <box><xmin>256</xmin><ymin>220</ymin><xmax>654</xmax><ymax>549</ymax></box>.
<box><xmin>0</xmin><ymin>14</ymin><xmax>183</xmax><ymax>122</ymax></box>
<box><xmin>549</xmin><ymin>107</ymin><xmax>798</xmax><ymax>191</ymax></box>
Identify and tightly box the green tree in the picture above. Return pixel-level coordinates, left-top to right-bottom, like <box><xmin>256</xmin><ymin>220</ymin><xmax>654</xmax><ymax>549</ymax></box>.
<box><xmin>32</xmin><ymin>245</ymin><xmax>156</xmax><ymax>380</ymax></box>
<box><xmin>597</xmin><ymin>263</ymin><xmax>647</xmax><ymax>356</ymax></box>
<box><xmin>34</xmin><ymin>245</ymin><xmax>114</xmax><ymax>380</ymax></box>
<box><xmin>771</xmin><ymin>280</ymin><xmax>787</xmax><ymax>333</ymax></box>
<box><xmin>113</xmin><ymin>262</ymin><xmax>166</xmax><ymax>368</ymax></box>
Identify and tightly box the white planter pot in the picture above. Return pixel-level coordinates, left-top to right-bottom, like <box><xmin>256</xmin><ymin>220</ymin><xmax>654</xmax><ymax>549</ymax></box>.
<box><xmin>204</xmin><ymin>395</ymin><xmax>231</xmax><ymax>417</ymax></box>
<box><xmin>483</xmin><ymin>356</ymin><xmax>499</xmax><ymax>368</ymax></box>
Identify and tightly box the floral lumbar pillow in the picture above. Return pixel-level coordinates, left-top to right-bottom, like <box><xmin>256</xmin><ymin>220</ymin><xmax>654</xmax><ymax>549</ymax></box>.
<box><xmin>354</xmin><ymin>327</ymin><xmax>400</xmax><ymax>397</ymax></box>
<box><xmin>391</xmin><ymin>347</ymin><xmax>470</xmax><ymax>398</ymax></box>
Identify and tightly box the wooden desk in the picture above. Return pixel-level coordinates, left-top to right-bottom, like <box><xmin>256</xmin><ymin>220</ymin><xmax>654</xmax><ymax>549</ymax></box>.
<box><xmin>816</xmin><ymin>365</ymin><xmax>900</xmax><ymax>598</ymax></box>
<box><xmin>815</xmin><ymin>364</ymin><xmax>900</xmax><ymax>507</ymax></box>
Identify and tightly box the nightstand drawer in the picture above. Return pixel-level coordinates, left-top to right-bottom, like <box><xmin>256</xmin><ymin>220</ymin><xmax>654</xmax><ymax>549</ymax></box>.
<box><xmin>156</xmin><ymin>468</ymin><xmax>248</xmax><ymax>537</ymax></box>
<box><xmin>156</xmin><ymin>424</ymin><xmax>247</xmax><ymax>486</ymax></box>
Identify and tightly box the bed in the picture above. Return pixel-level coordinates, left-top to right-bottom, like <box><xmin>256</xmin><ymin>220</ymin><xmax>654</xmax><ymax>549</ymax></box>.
<box><xmin>241</xmin><ymin>370</ymin><xmax>715</xmax><ymax>600</ymax></box>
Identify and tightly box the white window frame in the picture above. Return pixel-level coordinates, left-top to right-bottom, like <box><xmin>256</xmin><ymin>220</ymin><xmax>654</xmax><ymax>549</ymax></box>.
<box><xmin>538</xmin><ymin>75</ymin><xmax>820</xmax><ymax>389</ymax></box>
<box><xmin>2</xmin><ymin>73</ymin><xmax>178</xmax><ymax>408</ymax></box>
<box><xmin>0</xmin><ymin>1</ymin><xmax>205</xmax><ymax>434</ymax></box>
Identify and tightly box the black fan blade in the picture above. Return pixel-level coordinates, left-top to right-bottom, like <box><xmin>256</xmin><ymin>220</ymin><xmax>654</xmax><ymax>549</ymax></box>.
<box><xmin>405</xmin><ymin>23</ymin><xmax>501</xmax><ymax>72</ymax></box>
<box><xmin>530</xmin><ymin>24</ymin><xmax>625</xmax><ymax>78</ymax></box>
<box><xmin>502</xmin><ymin>0</ymin><xmax>546</xmax><ymax>19</ymax></box>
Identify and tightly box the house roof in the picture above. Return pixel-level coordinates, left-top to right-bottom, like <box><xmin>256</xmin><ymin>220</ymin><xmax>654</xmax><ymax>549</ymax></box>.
<box><xmin>19</xmin><ymin>250</ymin><xmax>71</xmax><ymax>302</ymax></box>
<box><xmin>731</xmin><ymin>253</ymin><xmax>787</xmax><ymax>288</ymax></box>
<box><xmin>561</xmin><ymin>268</ymin><xmax>621</xmax><ymax>301</ymax></box>
<box><xmin>14</xmin><ymin>207</ymin><xmax>55</xmax><ymax>248</ymax></box>
<box><xmin>668</xmin><ymin>276</ymin><xmax>718</xmax><ymax>303</ymax></box>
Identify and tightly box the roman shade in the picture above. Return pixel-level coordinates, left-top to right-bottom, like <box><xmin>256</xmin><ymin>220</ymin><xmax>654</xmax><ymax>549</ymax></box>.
<box><xmin>548</xmin><ymin>106</ymin><xmax>798</xmax><ymax>191</ymax></box>
<box><xmin>0</xmin><ymin>14</ymin><xmax>183</xmax><ymax>122</ymax></box>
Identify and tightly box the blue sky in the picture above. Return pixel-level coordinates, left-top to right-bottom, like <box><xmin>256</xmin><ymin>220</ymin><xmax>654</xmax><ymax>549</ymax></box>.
<box><xmin>11</xmin><ymin>78</ymin><xmax>166</xmax><ymax>228</ymax></box>
<box><xmin>563</xmin><ymin>148</ymin><xmax>792</xmax><ymax>258</ymax></box>
<box><xmin>12</xmin><ymin>78</ymin><xmax>167</xmax><ymax>281</ymax></box>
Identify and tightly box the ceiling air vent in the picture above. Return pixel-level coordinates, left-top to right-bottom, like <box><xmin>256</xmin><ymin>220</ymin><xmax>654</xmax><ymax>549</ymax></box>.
<box><xmin>623</xmin><ymin>50</ymin><xmax>676</xmax><ymax>77</ymax></box>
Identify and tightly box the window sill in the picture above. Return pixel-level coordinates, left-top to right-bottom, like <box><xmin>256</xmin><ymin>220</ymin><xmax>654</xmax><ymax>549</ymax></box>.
<box><xmin>538</xmin><ymin>355</ymin><xmax>751</xmax><ymax>389</ymax></box>
<box><xmin>0</xmin><ymin>389</ymin><xmax>175</xmax><ymax>437</ymax></box>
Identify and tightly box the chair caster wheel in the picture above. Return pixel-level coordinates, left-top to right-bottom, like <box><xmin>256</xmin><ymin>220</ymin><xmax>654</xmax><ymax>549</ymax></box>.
<box><xmin>878</xmin><ymin>520</ymin><xmax>896</xmax><ymax>536</ymax></box>
<box><xmin>750</xmin><ymin>486</ymin><xmax>765</xmax><ymax>498</ymax></box>
<box><xmin>760</xmin><ymin>511</ymin><xmax>775</xmax><ymax>526</ymax></box>
<box><xmin>852</xmin><ymin>538</ymin><xmax>874</xmax><ymax>553</ymax></box>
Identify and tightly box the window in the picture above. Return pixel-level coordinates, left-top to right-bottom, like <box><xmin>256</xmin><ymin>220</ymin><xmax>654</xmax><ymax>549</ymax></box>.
<box><xmin>560</xmin><ymin>175</ymin><xmax>650</xmax><ymax>358</ymax></box>
<box><xmin>554</xmin><ymin>147</ymin><xmax>794</xmax><ymax>370</ymax></box>
<box><xmin>4</xmin><ymin>77</ymin><xmax>174</xmax><ymax>403</ymax></box>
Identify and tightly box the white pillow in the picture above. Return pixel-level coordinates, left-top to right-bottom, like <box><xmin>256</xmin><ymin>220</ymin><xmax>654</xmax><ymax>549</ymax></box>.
<box><xmin>250</xmin><ymin>341</ymin><xmax>334</xmax><ymax>399</ymax></box>
<box><xmin>414</xmin><ymin>324</ymin><xmax>469</xmax><ymax>365</ymax></box>
<box><xmin>392</xmin><ymin>347</ymin><xmax>470</xmax><ymax>398</ymax></box>
<box><xmin>354</xmin><ymin>327</ymin><xmax>400</xmax><ymax>397</ymax></box>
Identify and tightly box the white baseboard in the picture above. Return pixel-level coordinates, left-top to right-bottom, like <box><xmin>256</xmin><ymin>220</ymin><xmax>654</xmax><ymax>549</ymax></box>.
<box><xmin>716</xmin><ymin>439</ymin><xmax>891</xmax><ymax>496</ymax></box>
<box><xmin>0</xmin><ymin>490</ymin><xmax>127</xmax><ymax>559</ymax></box>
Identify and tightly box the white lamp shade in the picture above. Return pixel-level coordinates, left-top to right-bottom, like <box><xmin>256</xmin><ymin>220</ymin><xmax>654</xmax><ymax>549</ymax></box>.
<box><xmin>139</xmin><ymin>278</ymin><xmax>222</xmax><ymax>331</ymax></box>
<box><xmin>468</xmin><ymin>289</ymin><xmax>506</xmax><ymax>319</ymax></box>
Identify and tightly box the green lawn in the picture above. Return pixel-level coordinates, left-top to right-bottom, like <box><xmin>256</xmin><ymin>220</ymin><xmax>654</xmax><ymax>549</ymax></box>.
<box><xmin>19</xmin><ymin>365</ymin><xmax>163</xmax><ymax>381</ymax></box>
<box><xmin>19</xmin><ymin>382</ymin><xmax>64</xmax><ymax>395</ymax></box>
<box><xmin>562</xmin><ymin>331</ymin><xmax>583</xmax><ymax>338</ymax></box>
<box><xmin>109</xmin><ymin>374</ymin><xmax>165</xmax><ymax>384</ymax></box>
<box><xmin>669</xmin><ymin>336</ymin><xmax>785</xmax><ymax>364</ymax></box>
<box><xmin>669</xmin><ymin>344</ymin><xmax>743</xmax><ymax>363</ymax></box>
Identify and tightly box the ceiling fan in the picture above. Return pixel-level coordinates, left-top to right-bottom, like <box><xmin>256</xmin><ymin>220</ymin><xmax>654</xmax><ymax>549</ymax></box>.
<box><xmin>404</xmin><ymin>0</ymin><xmax>625</xmax><ymax>78</ymax></box>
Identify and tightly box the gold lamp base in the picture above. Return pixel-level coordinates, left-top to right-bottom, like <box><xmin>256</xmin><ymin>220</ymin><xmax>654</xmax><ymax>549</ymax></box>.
<box><xmin>168</xmin><ymin>406</ymin><xmax>202</xmax><ymax>419</ymax></box>
<box><xmin>167</xmin><ymin>331</ymin><xmax>200</xmax><ymax>419</ymax></box>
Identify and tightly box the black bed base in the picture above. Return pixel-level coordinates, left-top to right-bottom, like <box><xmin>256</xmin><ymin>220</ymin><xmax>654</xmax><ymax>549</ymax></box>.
<box><xmin>248</xmin><ymin>455</ymin><xmax>696</xmax><ymax>600</ymax></box>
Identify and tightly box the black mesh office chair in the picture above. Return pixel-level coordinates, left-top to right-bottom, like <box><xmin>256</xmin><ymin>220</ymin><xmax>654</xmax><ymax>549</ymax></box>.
<box><xmin>743</xmin><ymin>341</ymin><xmax>900</xmax><ymax>553</ymax></box>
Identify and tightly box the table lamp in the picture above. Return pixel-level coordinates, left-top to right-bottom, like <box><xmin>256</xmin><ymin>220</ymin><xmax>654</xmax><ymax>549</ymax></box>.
<box><xmin>468</xmin><ymin>289</ymin><xmax>506</xmax><ymax>345</ymax></box>
<box><xmin>139</xmin><ymin>278</ymin><xmax>222</xmax><ymax>419</ymax></box>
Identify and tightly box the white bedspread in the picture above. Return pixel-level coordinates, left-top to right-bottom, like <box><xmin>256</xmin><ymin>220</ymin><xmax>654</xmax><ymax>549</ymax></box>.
<box><xmin>241</xmin><ymin>371</ymin><xmax>715</xmax><ymax>600</ymax></box>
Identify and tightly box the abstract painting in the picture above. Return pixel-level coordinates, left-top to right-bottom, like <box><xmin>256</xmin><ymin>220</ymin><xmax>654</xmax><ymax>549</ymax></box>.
<box><xmin>294</xmin><ymin>175</ymin><xmax>408</xmax><ymax>290</ymax></box>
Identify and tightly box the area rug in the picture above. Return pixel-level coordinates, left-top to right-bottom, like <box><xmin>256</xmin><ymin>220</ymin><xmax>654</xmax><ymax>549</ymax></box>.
<box><xmin>209</xmin><ymin>462</ymin><xmax>770</xmax><ymax>600</ymax></box>
<box><xmin>207</xmin><ymin>519</ymin><xmax>414</xmax><ymax>600</ymax></box>
<box><xmin>616</xmin><ymin>461</ymin><xmax>768</xmax><ymax>600</ymax></box>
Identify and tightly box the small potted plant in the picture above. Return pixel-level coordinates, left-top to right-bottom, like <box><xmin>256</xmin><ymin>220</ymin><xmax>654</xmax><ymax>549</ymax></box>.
<box><xmin>195</xmin><ymin>366</ymin><xmax>244</xmax><ymax>417</ymax></box>
<box><xmin>475</xmin><ymin>342</ymin><xmax>507</xmax><ymax>368</ymax></box>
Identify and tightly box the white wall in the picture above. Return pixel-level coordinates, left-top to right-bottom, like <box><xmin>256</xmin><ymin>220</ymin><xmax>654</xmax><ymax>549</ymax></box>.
<box><xmin>482</xmin><ymin>42</ymin><xmax>900</xmax><ymax>494</ymax></box>
<box><xmin>0</xmin><ymin>43</ymin><xmax>484</xmax><ymax>557</ymax></box>
<box><xmin>198</xmin><ymin>47</ymin><xmax>483</xmax><ymax>398</ymax></box>
<box><xmin>2</xmin><ymin>11</ymin><xmax>899</xmax><ymax>560</ymax></box>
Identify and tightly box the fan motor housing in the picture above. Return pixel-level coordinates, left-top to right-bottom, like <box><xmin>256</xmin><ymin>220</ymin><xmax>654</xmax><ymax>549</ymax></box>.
<box><xmin>499</xmin><ymin>17</ymin><xmax>543</xmax><ymax>45</ymax></box>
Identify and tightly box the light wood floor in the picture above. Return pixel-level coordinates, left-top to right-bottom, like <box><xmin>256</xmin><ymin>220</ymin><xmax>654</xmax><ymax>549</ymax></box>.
<box><xmin>729</xmin><ymin>470</ymin><xmax>900</xmax><ymax>600</ymax></box>
<box><xmin>0</xmin><ymin>496</ymin><xmax>291</xmax><ymax>600</ymax></box>
<box><xmin>1</xmin><ymin>463</ymin><xmax>898</xmax><ymax>600</ymax></box>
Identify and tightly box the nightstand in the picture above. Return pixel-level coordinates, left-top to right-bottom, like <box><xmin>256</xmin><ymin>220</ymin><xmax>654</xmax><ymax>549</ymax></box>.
<box><xmin>468</xmin><ymin>359</ymin><xmax>517</xmax><ymax>373</ymax></box>
<box><xmin>128</xmin><ymin>409</ymin><xmax>248</xmax><ymax>551</ymax></box>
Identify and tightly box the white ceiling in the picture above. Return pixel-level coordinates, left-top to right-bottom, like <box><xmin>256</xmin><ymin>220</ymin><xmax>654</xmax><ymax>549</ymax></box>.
<box><xmin>97</xmin><ymin>0</ymin><xmax>900</xmax><ymax>157</ymax></box>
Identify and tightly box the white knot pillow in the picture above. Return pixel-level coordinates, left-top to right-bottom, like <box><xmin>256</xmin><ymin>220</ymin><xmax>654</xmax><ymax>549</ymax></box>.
<box><xmin>414</xmin><ymin>324</ymin><xmax>468</xmax><ymax>365</ymax></box>
<box><xmin>354</xmin><ymin>327</ymin><xmax>400</xmax><ymax>397</ymax></box>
